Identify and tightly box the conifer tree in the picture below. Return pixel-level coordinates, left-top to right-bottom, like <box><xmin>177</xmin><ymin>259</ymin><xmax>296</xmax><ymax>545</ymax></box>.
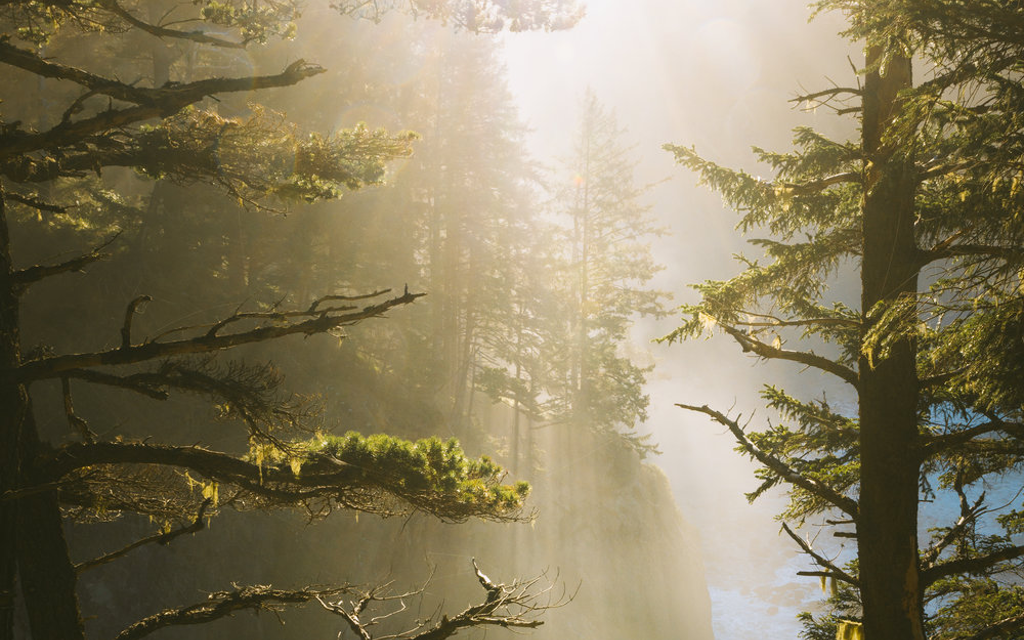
<box><xmin>0</xmin><ymin>3</ymin><xmax>580</xmax><ymax>639</ymax></box>
<box><xmin>556</xmin><ymin>91</ymin><xmax>666</xmax><ymax>455</ymax></box>
<box><xmin>665</xmin><ymin>3</ymin><xmax>1024</xmax><ymax>639</ymax></box>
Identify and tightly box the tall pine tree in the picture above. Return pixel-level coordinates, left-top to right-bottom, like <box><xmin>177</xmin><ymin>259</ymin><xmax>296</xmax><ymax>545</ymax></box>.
<box><xmin>665</xmin><ymin>2</ymin><xmax>1024</xmax><ymax>639</ymax></box>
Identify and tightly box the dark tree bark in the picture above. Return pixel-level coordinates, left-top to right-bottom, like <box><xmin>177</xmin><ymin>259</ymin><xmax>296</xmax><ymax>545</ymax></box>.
<box><xmin>0</xmin><ymin>186</ymin><xmax>22</xmax><ymax>640</ymax></box>
<box><xmin>857</xmin><ymin>45</ymin><xmax>924</xmax><ymax>640</ymax></box>
<box><xmin>0</xmin><ymin>186</ymin><xmax>86</xmax><ymax>640</ymax></box>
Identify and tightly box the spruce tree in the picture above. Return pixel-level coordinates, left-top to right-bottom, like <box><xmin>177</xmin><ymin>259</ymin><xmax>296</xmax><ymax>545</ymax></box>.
<box><xmin>665</xmin><ymin>2</ymin><xmax>1024</xmax><ymax>639</ymax></box>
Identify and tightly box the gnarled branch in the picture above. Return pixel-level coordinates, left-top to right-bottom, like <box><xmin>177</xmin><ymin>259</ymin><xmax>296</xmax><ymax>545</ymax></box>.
<box><xmin>115</xmin><ymin>584</ymin><xmax>353</xmax><ymax>640</ymax></box>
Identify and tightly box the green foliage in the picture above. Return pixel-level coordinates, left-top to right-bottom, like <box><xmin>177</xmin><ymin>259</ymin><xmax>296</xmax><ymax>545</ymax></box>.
<box><xmin>256</xmin><ymin>432</ymin><xmax>531</xmax><ymax>516</ymax></box>
<box><xmin>667</xmin><ymin>2</ymin><xmax>1024</xmax><ymax>638</ymax></box>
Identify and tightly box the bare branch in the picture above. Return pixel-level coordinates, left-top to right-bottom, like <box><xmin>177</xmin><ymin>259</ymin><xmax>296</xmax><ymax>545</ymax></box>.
<box><xmin>114</xmin><ymin>584</ymin><xmax>353</xmax><ymax>640</ymax></box>
<box><xmin>16</xmin><ymin>289</ymin><xmax>424</xmax><ymax>382</ymax></box>
<box><xmin>677</xmin><ymin>403</ymin><xmax>859</xmax><ymax>518</ymax></box>
<box><xmin>61</xmin><ymin>377</ymin><xmax>95</xmax><ymax>442</ymax></box>
<box><xmin>781</xmin><ymin>522</ymin><xmax>859</xmax><ymax>587</ymax></box>
<box><xmin>719</xmin><ymin>322</ymin><xmax>860</xmax><ymax>388</ymax></box>
<box><xmin>121</xmin><ymin>295</ymin><xmax>152</xmax><ymax>350</ymax></box>
<box><xmin>5</xmin><ymin>190</ymin><xmax>69</xmax><ymax>212</ymax></box>
<box><xmin>75</xmin><ymin>499</ymin><xmax>212</xmax><ymax>574</ymax></box>
<box><xmin>791</xmin><ymin>86</ymin><xmax>863</xmax><ymax>105</ymax></box>
<box><xmin>10</xmin><ymin>232</ymin><xmax>120</xmax><ymax>290</ymax></box>
<box><xmin>62</xmin><ymin>369</ymin><xmax>170</xmax><ymax>400</ymax></box>
<box><xmin>317</xmin><ymin>562</ymin><xmax>571</xmax><ymax>640</ymax></box>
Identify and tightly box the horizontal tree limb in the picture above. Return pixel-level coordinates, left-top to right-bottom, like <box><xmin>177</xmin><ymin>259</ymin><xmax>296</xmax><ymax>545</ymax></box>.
<box><xmin>719</xmin><ymin>322</ymin><xmax>860</xmax><ymax>388</ymax></box>
<box><xmin>115</xmin><ymin>584</ymin><xmax>353</xmax><ymax>640</ymax></box>
<box><xmin>99</xmin><ymin>0</ymin><xmax>246</xmax><ymax>48</ymax></box>
<box><xmin>15</xmin><ymin>289</ymin><xmax>422</xmax><ymax>381</ymax></box>
<box><xmin>0</xmin><ymin>58</ymin><xmax>325</xmax><ymax>161</ymax></box>
<box><xmin>921</xmin><ymin>544</ymin><xmax>1024</xmax><ymax>588</ymax></box>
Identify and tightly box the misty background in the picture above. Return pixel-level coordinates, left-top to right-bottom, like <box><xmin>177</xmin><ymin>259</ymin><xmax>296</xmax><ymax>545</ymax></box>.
<box><xmin>502</xmin><ymin>2</ymin><xmax>857</xmax><ymax>637</ymax></box>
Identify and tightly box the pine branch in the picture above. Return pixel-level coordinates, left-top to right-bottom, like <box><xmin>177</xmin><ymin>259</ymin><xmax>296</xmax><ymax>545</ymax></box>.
<box><xmin>953</xmin><ymin>612</ymin><xmax>1024</xmax><ymax>640</ymax></box>
<box><xmin>921</xmin><ymin>494</ymin><xmax>986</xmax><ymax>570</ymax></box>
<box><xmin>0</xmin><ymin>57</ymin><xmax>325</xmax><ymax>161</ymax></box>
<box><xmin>919</xmin><ymin>243</ymin><xmax>1024</xmax><ymax>267</ymax></box>
<box><xmin>921</xmin><ymin>420</ymin><xmax>1024</xmax><ymax>457</ymax></box>
<box><xmin>75</xmin><ymin>498</ymin><xmax>212</xmax><ymax>574</ymax></box>
<box><xmin>676</xmin><ymin>403</ymin><xmax>859</xmax><ymax>518</ymax></box>
<box><xmin>719</xmin><ymin>322</ymin><xmax>860</xmax><ymax>388</ymax></box>
<box><xmin>97</xmin><ymin>0</ymin><xmax>247</xmax><ymax>48</ymax></box>
<box><xmin>779</xmin><ymin>171</ymin><xmax>861</xmax><ymax>195</ymax></box>
<box><xmin>921</xmin><ymin>544</ymin><xmax>1024</xmax><ymax>588</ymax></box>
<box><xmin>16</xmin><ymin>289</ymin><xmax>423</xmax><ymax>381</ymax></box>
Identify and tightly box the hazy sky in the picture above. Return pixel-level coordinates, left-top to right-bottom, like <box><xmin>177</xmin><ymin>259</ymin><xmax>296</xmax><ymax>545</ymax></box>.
<box><xmin>502</xmin><ymin>3</ymin><xmax>859</xmax><ymax>638</ymax></box>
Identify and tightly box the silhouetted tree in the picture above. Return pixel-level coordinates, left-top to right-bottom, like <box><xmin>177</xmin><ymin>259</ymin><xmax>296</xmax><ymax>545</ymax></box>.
<box><xmin>666</xmin><ymin>2</ymin><xmax>1024</xmax><ymax>639</ymax></box>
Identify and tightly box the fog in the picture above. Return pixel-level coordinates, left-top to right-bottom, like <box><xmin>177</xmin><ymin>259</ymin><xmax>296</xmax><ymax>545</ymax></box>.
<box><xmin>502</xmin><ymin>2</ymin><xmax>858</xmax><ymax>637</ymax></box>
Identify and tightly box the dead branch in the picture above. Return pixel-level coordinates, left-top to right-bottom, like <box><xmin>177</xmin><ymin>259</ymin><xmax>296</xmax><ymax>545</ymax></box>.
<box><xmin>114</xmin><ymin>584</ymin><xmax>353</xmax><ymax>640</ymax></box>
<box><xmin>61</xmin><ymin>377</ymin><xmax>95</xmax><ymax>442</ymax></box>
<box><xmin>677</xmin><ymin>403</ymin><xmax>860</xmax><ymax>518</ymax></box>
<box><xmin>62</xmin><ymin>368</ymin><xmax>170</xmax><ymax>399</ymax></box>
<box><xmin>75</xmin><ymin>498</ymin><xmax>212</xmax><ymax>574</ymax></box>
<box><xmin>121</xmin><ymin>295</ymin><xmax>152</xmax><ymax>349</ymax></box>
<box><xmin>17</xmin><ymin>289</ymin><xmax>424</xmax><ymax>382</ymax></box>
<box><xmin>317</xmin><ymin>562</ymin><xmax>572</xmax><ymax>640</ymax></box>
<box><xmin>10</xmin><ymin>232</ymin><xmax>120</xmax><ymax>290</ymax></box>
<box><xmin>4</xmin><ymin>190</ymin><xmax>69</xmax><ymax>212</ymax></box>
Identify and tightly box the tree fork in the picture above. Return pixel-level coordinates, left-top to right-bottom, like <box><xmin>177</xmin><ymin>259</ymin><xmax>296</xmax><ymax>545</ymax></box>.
<box><xmin>857</xmin><ymin>44</ymin><xmax>923</xmax><ymax>640</ymax></box>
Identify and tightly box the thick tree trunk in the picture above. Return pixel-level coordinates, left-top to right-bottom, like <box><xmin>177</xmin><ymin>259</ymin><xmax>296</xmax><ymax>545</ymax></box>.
<box><xmin>857</xmin><ymin>46</ymin><xmax>924</xmax><ymax>640</ymax></box>
<box><xmin>0</xmin><ymin>187</ymin><xmax>86</xmax><ymax>640</ymax></box>
<box><xmin>0</xmin><ymin>186</ymin><xmax>22</xmax><ymax>640</ymax></box>
<box><xmin>17</xmin><ymin>411</ymin><xmax>86</xmax><ymax>640</ymax></box>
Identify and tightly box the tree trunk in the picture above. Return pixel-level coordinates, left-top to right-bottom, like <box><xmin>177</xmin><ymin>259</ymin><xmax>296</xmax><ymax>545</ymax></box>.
<box><xmin>857</xmin><ymin>45</ymin><xmax>924</xmax><ymax>640</ymax></box>
<box><xmin>0</xmin><ymin>187</ymin><xmax>86</xmax><ymax>640</ymax></box>
<box><xmin>0</xmin><ymin>186</ymin><xmax>22</xmax><ymax>640</ymax></box>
